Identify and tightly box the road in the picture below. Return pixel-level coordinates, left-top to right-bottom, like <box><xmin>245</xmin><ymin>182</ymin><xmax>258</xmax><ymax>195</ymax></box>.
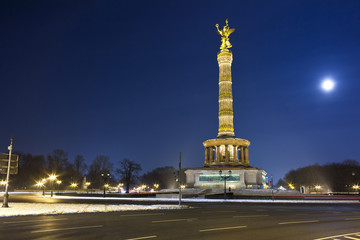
<box><xmin>1</xmin><ymin>195</ymin><xmax>360</xmax><ymax>240</ymax></box>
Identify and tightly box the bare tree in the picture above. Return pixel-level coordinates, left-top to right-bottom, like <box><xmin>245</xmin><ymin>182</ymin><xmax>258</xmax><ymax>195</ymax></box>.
<box><xmin>116</xmin><ymin>159</ymin><xmax>142</xmax><ymax>193</ymax></box>
<box><xmin>88</xmin><ymin>155</ymin><xmax>113</xmax><ymax>188</ymax></box>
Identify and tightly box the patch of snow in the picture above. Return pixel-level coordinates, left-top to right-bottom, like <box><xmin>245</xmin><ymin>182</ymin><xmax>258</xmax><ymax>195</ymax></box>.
<box><xmin>0</xmin><ymin>203</ymin><xmax>185</xmax><ymax>217</ymax></box>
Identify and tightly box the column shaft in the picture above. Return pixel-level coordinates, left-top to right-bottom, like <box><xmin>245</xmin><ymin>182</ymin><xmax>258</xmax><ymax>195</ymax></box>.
<box><xmin>204</xmin><ymin>147</ymin><xmax>209</xmax><ymax>165</ymax></box>
<box><xmin>233</xmin><ymin>145</ymin><xmax>237</xmax><ymax>163</ymax></box>
<box><xmin>225</xmin><ymin>145</ymin><xmax>229</xmax><ymax>163</ymax></box>
<box><xmin>240</xmin><ymin>146</ymin><xmax>244</xmax><ymax>165</ymax></box>
<box><xmin>216</xmin><ymin>146</ymin><xmax>220</xmax><ymax>163</ymax></box>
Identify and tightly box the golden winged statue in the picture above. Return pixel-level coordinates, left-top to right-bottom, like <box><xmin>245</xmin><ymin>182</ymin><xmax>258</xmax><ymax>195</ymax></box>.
<box><xmin>215</xmin><ymin>19</ymin><xmax>235</xmax><ymax>49</ymax></box>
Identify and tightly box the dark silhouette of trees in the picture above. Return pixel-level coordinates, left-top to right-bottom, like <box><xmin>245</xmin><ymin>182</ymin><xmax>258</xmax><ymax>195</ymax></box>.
<box><xmin>47</xmin><ymin>149</ymin><xmax>71</xmax><ymax>174</ymax></box>
<box><xmin>116</xmin><ymin>159</ymin><xmax>142</xmax><ymax>193</ymax></box>
<box><xmin>279</xmin><ymin>159</ymin><xmax>360</xmax><ymax>192</ymax></box>
<box><xmin>88</xmin><ymin>155</ymin><xmax>113</xmax><ymax>188</ymax></box>
<box><xmin>73</xmin><ymin>155</ymin><xmax>87</xmax><ymax>182</ymax></box>
<box><xmin>140</xmin><ymin>166</ymin><xmax>177</xmax><ymax>189</ymax></box>
<box><xmin>12</xmin><ymin>153</ymin><xmax>47</xmax><ymax>189</ymax></box>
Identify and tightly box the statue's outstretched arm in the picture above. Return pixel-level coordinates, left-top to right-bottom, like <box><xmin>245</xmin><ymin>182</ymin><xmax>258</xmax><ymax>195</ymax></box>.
<box><xmin>215</xmin><ymin>24</ymin><xmax>221</xmax><ymax>34</ymax></box>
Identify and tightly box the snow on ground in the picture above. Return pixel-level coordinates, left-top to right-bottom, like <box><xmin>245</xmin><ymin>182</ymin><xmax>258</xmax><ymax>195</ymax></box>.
<box><xmin>0</xmin><ymin>203</ymin><xmax>185</xmax><ymax>217</ymax></box>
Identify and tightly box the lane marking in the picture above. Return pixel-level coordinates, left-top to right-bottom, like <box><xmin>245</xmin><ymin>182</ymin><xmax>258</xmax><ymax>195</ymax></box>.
<box><xmin>125</xmin><ymin>236</ymin><xmax>157</xmax><ymax>240</ymax></box>
<box><xmin>314</xmin><ymin>232</ymin><xmax>360</xmax><ymax>240</ymax></box>
<box><xmin>121</xmin><ymin>213</ymin><xmax>164</xmax><ymax>217</ymax></box>
<box><xmin>345</xmin><ymin>218</ymin><xmax>360</xmax><ymax>221</ymax></box>
<box><xmin>200</xmin><ymin>226</ymin><xmax>247</xmax><ymax>232</ymax></box>
<box><xmin>31</xmin><ymin>225</ymin><xmax>103</xmax><ymax>233</ymax></box>
<box><xmin>278</xmin><ymin>220</ymin><xmax>319</xmax><ymax>225</ymax></box>
<box><xmin>4</xmin><ymin>218</ymin><xmax>68</xmax><ymax>224</ymax></box>
<box><xmin>233</xmin><ymin>214</ymin><xmax>269</xmax><ymax>218</ymax></box>
<box><xmin>344</xmin><ymin>236</ymin><xmax>360</xmax><ymax>240</ymax></box>
<box><xmin>152</xmin><ymin>218</ymin><xmax>197</xmax><ymax>223</ymax></box>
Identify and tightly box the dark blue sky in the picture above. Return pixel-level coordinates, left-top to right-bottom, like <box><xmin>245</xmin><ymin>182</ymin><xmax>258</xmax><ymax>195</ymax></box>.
<box><xmin>1</xmin><ymin>1</ymin><xmax>360</xmax><ymax>182</ymax></box>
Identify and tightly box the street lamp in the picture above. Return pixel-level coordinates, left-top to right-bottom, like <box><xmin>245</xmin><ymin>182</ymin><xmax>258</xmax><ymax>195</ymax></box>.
<box><xmin>153</xmin><ymin>183</ymin><xmax>159</xmax><ymax>191</ymax></box>
<box><xmin>35</xmin><ymin>181</ymin><xmax>44</xmax><ymax>195</ymax></box>
<box><xmin>41</xmin><ymin>178</ymin><xmax>47</xmax><ymax>196</ymax></box>
<box><xmin>56</xmin><ymin>180</ymin><xmax>62</xmax><ymax>193</ymax></box>
<box><xmin>70</xmin><ymin>182</ymin><xmax>78</xmax><ymax>191</ymax></box>
<box><xmin>219</xmin><ymin>170</ymin><xmax>232</xmax><ymax>200</ymax></box>
<box><xmin>288</xmin><ymin>183</ymin><xmax>295</xmax><ymax>190</ymax></box>
<box><xmin>101</xmin><ymin>170</ymin><xmax>111</xmax><ymax>197</ymax></box>
<box><xmin>48</xmin><ymin>174</ymin><xmax>57</xmax><ymax>197</ymax></box>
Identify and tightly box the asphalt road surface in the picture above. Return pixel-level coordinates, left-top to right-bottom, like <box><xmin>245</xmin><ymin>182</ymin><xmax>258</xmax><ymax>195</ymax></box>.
<box><xmin>1</xmin><ymin>198</ymin><xmax>360</xmax><ymax>240</ymax></box>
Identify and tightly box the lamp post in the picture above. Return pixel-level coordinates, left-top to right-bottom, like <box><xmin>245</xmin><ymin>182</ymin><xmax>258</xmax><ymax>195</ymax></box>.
<box><xmin>2</xmin><ymin>137</ymin><xmax>13</xmax><ymax>208</ymax></box>
<box><xmin>41</xmin><ymin>178</ymin><xmax>47</xmax><ymax>196</ymax></box>
<box><xmin>56</xmin><ymin>180</ymin><xmax>62</xmax><ymax>193</ymax></box>
<box><xmin>219</xmin><ymin>170</ymin><xmax>232</xmax><ymax>200</ymax></box>
<box><xmin>48</xmin><ymin>174</ymin><xmax>56</xmax><ymax>197</ymax></box>
<box><xmin>70</xmin><ymin>182</ymin><xmax>78</xmax><ymax>191</ymax></box>
<box><xmin>101</xmin><ymin>170</ymin><xmax>110</xmax><ymax>197</ymax></box>
<box><xmin>36</xmin><ymin>181</ymin><xmax>44</xmax><ymax>195</ymax></box>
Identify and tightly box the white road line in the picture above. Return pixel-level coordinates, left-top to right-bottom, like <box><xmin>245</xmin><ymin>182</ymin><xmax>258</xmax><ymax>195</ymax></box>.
<box><xmin>344</xmin><ymin>236</ymin><xmax>360</xmax><ymax>240</ymax></box>
<box><xmin>152</xmin><ymin>218</ymin><xmax>197</xmax><ymax>223</ymax></box>
<box><xmin>125</xmin><ymin>236</ymin><xmax>157</xmax><ymax>240</ymax></box>
<box><xmin>199</xmin><ymin>226</ymin><xmax>247</xmax><ymax>232</ymax></box>
<box><xmin>31</xmin><ymin>225</ymin><xmax>103</xmax><ymax>233</ymax></box>
<box><xmin>278</xmin><ymin>220</ymin><xmax>319</xmax><ymax>225</ymax></box>
<box><xmin>314</xmin><ymin>232</ymin><xmax>360</xmax><ymax>240</ymax></box>
<box><xmin>3</xmin><ymin>218</ymin><xmax>68</xmax><ymax>224</ymax></box>
<box><xmin>345</xmin><ymin>218</ymin><xmax>360</xmax><ymax>221</ymax></box>
<box><xmin>233</xmin><ymin>214</ymin><xmax>269</xmax><ymax>218</ymax></box>
<box><xmin>121</xmin><ymin>213</ymin><xmax>164</xmax><ymax>217</ymax></box>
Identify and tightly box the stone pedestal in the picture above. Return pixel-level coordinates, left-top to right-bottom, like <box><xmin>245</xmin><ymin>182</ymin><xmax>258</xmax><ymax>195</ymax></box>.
<box><xmin>185</xmin><ymin>167</ymin><xmax>266</xmax><ymax>189</ymax></box>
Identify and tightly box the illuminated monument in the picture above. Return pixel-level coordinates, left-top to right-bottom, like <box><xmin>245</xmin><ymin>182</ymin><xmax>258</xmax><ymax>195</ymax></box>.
<box><xmin>185</xmin><ymin>20</ymin><xmax>266</xmax><ymax>189</ymax></box>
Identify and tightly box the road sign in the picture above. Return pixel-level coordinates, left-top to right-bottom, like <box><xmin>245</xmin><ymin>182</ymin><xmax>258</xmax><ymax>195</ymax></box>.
<box><xmin>0</xmin><ymin>153</ymin><xmax>18</xmax><ymax>175</ymax></box>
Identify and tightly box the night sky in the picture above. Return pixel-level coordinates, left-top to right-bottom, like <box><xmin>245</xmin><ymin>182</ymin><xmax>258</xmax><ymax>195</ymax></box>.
<box><xmin>1</xmin><ymin>1</ymin><xmax>360</xmax><ymax>182</ymax></box>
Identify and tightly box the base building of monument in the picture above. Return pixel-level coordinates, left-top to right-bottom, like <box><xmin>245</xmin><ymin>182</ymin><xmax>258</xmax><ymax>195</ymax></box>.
<box><xmin>185</xmin><ymin>20</ymin><xmax>266</xmax><ymax>189</ymax></box>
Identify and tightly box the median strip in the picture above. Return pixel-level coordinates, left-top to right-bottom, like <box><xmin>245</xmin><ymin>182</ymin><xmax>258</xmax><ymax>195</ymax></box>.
<box><xmin>199</xmin><ymin>225</ymin><xmax>247</xmax><ymax>232</ymax></box>
<box><xmin>31</xmin><ymin>225</ymin><xmax>103</xmax><ymax>233</ymax></box>
<box><xmin>278</xmin><ymin>220</ymin><xmax>319</xmax><ymax>225</ymax></box>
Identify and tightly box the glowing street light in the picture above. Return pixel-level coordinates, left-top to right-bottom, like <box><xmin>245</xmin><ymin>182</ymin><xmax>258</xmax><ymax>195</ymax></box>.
<box><xmin>70</xmin><ymin>183</ymin><xmax>78</xmax><ymax>190</ymax></box>
<box><xmin>0</xmin><ymin>180</ymin><xmax>7</xmax><ymax>185</ymax></box>
<box><xmin>288</xmin><ymin>183</ymin><xmax>295</xmax><ymax>190</ymax></box>
<box><xmin>36</xmin><ymin>180</ymin><xmax>46</xmax><ymax>196</ymax></box>
<box><xmin>48</xmin><ymin>174</ymin><xmax>57</xmax><ymax>197</ymax></box>
<box><xmin>352</xmin><ymin>185</ymin><xmax>359</xmax><ymax>190</ymax></box>
<box><xmin>153</xmin><ymin>184</ymin><xmax>159</xmax><ymax>190</ymax></box>
<box><xmin>315</xmin><ymin>185</ymin><xmax>321</xmax><ymax>190</ymax></box>
<box><xmin>180</xmin><ymin>185</ymin><xmax>186</xmax><ymax>189</ymax></box>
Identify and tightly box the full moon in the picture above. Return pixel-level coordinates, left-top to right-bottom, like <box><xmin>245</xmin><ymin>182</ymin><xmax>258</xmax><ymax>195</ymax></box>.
<box><xmin>321</xmin><ymin>78</ymin><xmax>335</xmax><ymax>92</ymax></box>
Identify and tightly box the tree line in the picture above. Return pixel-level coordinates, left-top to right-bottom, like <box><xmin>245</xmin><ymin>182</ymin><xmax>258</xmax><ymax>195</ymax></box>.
<box><xmin>4</xmin><ymin>149</ymin><xmax>179</xmax><ymax>193</ymax></box>
<box><xmin>277</xmin><ymin>159</ymin><xmax>360</xmax><ymax>192</ymax></box>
